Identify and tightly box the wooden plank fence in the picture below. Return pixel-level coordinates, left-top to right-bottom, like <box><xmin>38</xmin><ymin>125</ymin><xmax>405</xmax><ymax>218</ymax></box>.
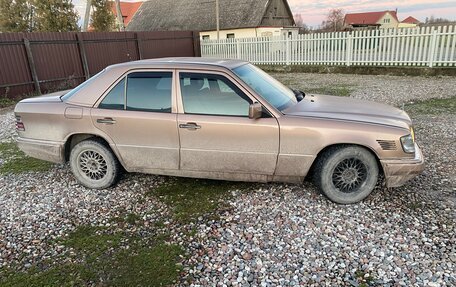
<box><xmin>201</xmin><ymin>25</ymin><xmax>456</xmax><ymax>67</ymax></box>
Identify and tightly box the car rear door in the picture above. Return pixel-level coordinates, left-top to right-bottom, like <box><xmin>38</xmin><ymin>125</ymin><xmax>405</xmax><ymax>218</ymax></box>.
<box><xmin>176</xmin><ymin>70</ymin><xmax>279</xmax><ymax>175</ymax></box>
<box><xmin>92</xmin><ymin>69</ymin><xmax>180</xmax><ymax>171</ymax></box>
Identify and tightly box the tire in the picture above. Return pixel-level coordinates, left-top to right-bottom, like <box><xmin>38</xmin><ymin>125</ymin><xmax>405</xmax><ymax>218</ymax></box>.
<box><xmin>69</xmin><ymin>139</ymin><xmax>120</xmax><ymax>189</ymax></box>
<box><xmin>313</xmin><ymin>146</ymin><xmax>379</xmax><ymax>204</ymax></box>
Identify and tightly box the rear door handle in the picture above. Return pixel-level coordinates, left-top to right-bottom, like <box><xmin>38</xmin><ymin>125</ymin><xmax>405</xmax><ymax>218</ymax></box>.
<box><xmin>179</xmin><ymin>122</ymin><xmax>201</xmax><ymax>130</ymax></box>
<box><xmin>97</xmin><ymin>117</ymin><xmax>116</xmax><ymax>125</ymax></box>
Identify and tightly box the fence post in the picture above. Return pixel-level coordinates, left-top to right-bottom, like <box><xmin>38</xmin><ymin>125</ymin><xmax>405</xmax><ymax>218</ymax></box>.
<box><xmin>428</xmin><ymin>28</ymin><xmax>438</xmax><ymax>67</ymax></box>
<box><xmin>135</xmin><ymin>32</ymin><xmax>143</xmax><ymax>60</ymax></box>
<box><xmin>236</xmin><ymin>39</ymin><xmax>241</xmax><ymax>59</ymax></box>
<box><xmin>192</xmin><ymin>31</ymin><xmax>200</xmax><ymax>57</ymax></box>
<box><xmin>345</xmin><ymin>33</ymin><xmax>353</xmax><ymax>66</ymax></box>
<box><xmin>77</xmin><ymin>33</ymin><xmax>90</xmax><ymax>80</ymax></box>
<box><xmin>286</xmin><ymin>36</ymin><xmax>290</xmax><ymax>65</ymax></box>
<box><xmin>23</xmin><ymin>38</ymin><xmax>41</xmax><ymax>95</ymax></box>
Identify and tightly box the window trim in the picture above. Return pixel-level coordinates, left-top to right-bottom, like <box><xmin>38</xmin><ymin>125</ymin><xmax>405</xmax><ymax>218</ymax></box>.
<box><xmin>94</xmin><ymin>69</ymin><xmax>177</xmax><ymax>114</ymax></box>
<box><xmin>176</xmin><ymin>70</ymin><xmax>261</xmax><ymax>118</ymax></box>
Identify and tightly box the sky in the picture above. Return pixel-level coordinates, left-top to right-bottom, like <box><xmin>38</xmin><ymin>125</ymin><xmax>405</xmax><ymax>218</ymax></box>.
<box><xmin>73</xmin><ymin>0</ymin><xmax>456</xmax><ymax>28</ymax></box>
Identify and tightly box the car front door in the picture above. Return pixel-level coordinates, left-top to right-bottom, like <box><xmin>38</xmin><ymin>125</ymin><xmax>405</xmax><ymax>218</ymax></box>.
<box><xmin>92</xmin><ymin>70</ymin><xmax>180</xmax><ymax>171</ymax></box>
<box><xmin>176</xmin><ymin>71</ymin><xmax>279</xmax><ymax>175</ymax></box>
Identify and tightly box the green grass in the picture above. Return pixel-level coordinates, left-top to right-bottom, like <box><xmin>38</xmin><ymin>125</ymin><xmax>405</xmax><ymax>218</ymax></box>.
<box><xmin>62</xmin><ymin>225</ymin><xmax>123</xmax><ymax>256</ymax></box>
<box><xmin>0</xmin><ymin>97</ymin><xmax>16</xmax><ymax>109</ymax></box>
<box><xmin>1</xmin><ymin>224</ymin><xmax>184</xmax><ymax>287</ymax></box>
<box><xmin>149</xmin><ymin>177</ymin><xmax>250</xmax><ymax>223</ymax></box>
<box><xmin>0</xmin><ymin>142</ymin><xmax>54</xmax><ymax>174</ymax></box>
<box><xmin>404</xmin><ymin>97</ymin><xmax>456</xmax><ymax>115</ymax></box>
<box><xmin>354</xmin><ymin>269</ymin><xmax>376</xmax><ymax>287</ymax></box>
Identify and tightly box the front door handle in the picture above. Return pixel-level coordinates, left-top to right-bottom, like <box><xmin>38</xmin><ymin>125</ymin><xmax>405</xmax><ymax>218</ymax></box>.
<box><xmin>179</xmin><ymin>122</ymin><xmax>201</xmax><ymax>130</ymax></box>
<box><xmin>97</xmin><ymin>117</ymin><xmax>116</xmax><ymax>125</ymax></box>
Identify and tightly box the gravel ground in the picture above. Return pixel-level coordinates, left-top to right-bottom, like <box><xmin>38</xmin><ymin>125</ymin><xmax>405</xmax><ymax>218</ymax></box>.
<box><xmin>0</xmin><ymin>73</ymin><xmax>455</xmax><ymax>286</ymax></box>
<box><xmin>273</xmin><ymin>73</ymin><xmax>456</xmax><ymax>106</ymax></box>
<box><xmin>0</xmin><ymin>109</ymin><xmax>15</xmax><ymax>143</ymax></box>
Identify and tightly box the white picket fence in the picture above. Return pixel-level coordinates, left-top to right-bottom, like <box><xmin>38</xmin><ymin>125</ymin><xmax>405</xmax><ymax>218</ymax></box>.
<box><xmin>201</xmin><ymin>25</ymin><xmax>456</xmax><ymax>67</ymax></box>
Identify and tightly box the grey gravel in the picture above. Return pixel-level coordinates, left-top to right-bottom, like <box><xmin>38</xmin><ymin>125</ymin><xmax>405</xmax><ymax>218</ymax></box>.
<box><xmin>0</xmin><ymin>73</ymin><xmax>455</xmax><ymax>286</ymax></box>
<box><xmin>0</xmin><ymin>108</ymin><xmax>15</xmax><ymax>143</ymax></box>
<box><xmin>274</xmin><ymin>73</ymin><xmax>456</xmax><ymax>106</ymax></box>
<box><xmin>0</xmin><ymin>167</ymin><xmax>169</xmax><ymax>270</ymax></box>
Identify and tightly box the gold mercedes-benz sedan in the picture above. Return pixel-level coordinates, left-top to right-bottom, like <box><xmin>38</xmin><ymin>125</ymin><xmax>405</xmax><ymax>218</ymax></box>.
<box><xmin>14</xmin><ymin>58</ymin><xmax>424</xmax><ymax>204</ymax></box>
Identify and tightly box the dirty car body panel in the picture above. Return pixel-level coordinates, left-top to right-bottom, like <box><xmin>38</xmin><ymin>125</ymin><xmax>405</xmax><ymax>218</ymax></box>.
<box><xmin>14</xmin><ymin>57</ymin><xmax>424</xmax><ymax>191</ymax></box>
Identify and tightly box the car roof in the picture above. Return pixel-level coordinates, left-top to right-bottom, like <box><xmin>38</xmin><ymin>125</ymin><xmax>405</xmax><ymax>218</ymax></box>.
<box><xmin>107</xmin><ymin>57</ymin><xmax>249</xmax><ymax>70</ymax></box>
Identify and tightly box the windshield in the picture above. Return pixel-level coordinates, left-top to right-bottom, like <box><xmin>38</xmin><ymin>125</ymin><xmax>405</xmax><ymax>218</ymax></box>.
<box><xmin>233</xmin><ymin>64</ymin><xmax>297</xmax><ymax>111</ymax></box>
<box><xmin>61</xmin><ymin>70</ymin><xmax>105</xmax><ymax>101</ymax></box>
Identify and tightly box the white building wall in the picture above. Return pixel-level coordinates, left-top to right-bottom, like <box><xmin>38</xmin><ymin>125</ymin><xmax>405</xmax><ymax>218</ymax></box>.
<box><xmin>200</xmin><ymin>27</ymin><xmax>299</xmax><ymax>40</ymax></box>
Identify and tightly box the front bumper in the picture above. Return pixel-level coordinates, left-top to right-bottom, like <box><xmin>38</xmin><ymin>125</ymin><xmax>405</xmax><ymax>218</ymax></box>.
<box><xmin>16</xmin><ymin>137</ymin><xmax>64</xmax><ymax>163</ymax></box>
<box><xmin>380</xmin><ymin>144</ymin><xmax>425</xmax><ymax>188</ymax></box>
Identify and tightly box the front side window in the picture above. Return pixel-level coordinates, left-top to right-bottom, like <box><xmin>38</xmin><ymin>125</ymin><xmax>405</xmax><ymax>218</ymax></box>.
<box><xmin>180</xmin><ymin>73</ymin><xmax>251</xmax><ymax>117</ymax></box>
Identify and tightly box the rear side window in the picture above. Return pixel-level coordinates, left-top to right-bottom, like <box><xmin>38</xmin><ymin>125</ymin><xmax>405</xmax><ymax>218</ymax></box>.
<box><xmin>126</xmin><ymin>72</ymin><xmax>172</xmax><ymax>113</ymax></box>
<box><xmin>99</xmin><ymin>78</ymin><xmax>125</xmax><ymax>110</ymax></box>
<box><xmin>98</xmin><ymin>72</ymin><xmax>173</xmax><ymax>113</ymax></box>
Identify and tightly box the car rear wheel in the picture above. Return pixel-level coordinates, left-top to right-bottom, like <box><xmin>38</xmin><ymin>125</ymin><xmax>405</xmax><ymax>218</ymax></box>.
<box><xmin>69</xmin><ymin>139</ymin><xmax>120</xmax><ymax>189</ymax></box>
<box><xmin>313</xmin><ymin>146</ymin><xmax>379</xmax><ymax>204</ymax></box>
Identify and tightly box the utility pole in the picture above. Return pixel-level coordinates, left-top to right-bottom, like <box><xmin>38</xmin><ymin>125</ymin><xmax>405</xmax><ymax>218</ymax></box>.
<box><xmin>82</xmin><ymin>0</ymin><xmax>91</xmax><ymax>32</ymax></box>
<box><xmin>115</xmin><ymin>0</ymin><xmax>125</xmax><ymax>31</ymax></box>
<box><xmin>216</xmin><ymin>0</ymin><xmax>220</xmax><ymax>40</ymax></box>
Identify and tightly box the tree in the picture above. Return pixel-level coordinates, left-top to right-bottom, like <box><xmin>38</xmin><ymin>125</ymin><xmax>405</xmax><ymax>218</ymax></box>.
<box><xmin>294</xmin><ymin>13</ymin><xmax>312</xmax><ymax>34</ymax></box>
<box><xmin>320</xmin><ymin>8</ymin><xmax>345</xmax><ymax>32</ymax></box>
<box><xmin>425</xmin><ymin>16</ymin><xmax>454</xmax><ymax>24</ymax></box>
<box><xmin>91</xmin><ymin>0</ymin><xmax>116</xmax><ymax>31</ymax></box>
<box><xmin>33</xmin><ymin>0</ymin><xmax>79</xmax><ymax>32</ymax></box>
<box><xmin>0</xmin><ymin>0</ymin><xmax>32</xmax><ymax>32</ymax></box>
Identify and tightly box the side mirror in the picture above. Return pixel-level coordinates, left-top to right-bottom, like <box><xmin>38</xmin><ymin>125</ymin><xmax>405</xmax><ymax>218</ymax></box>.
<box><xmin>249</xmin><ymin>102</ymin><xmax>262</xmax><ymax>119</ymax></box>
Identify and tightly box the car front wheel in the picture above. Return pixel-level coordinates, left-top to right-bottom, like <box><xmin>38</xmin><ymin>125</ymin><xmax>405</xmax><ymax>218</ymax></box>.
<box><xmin>313</xmin><ymin>146</ymin><xmax>379</xmax><ymax>204</ymax></box>
<box><xmin>69</xmin><ymin>139</ymin><xmax>120</xmax><ymax>189</ymax></box>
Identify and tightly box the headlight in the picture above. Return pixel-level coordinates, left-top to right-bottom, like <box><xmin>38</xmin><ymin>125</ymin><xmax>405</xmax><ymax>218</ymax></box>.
<box><xmin>400</xmin><ymin>134</ymin><xmax>415</xmax><ymax>153</ymax></box>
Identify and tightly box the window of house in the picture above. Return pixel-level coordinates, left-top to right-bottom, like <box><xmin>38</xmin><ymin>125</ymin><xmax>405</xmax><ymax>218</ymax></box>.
<box><xmin>202</xmin><ymin>35</ymin><xmax>210</xmax><ymax>40</ymax></box>
<box><xmin>384</xmin><ymin>18</ymin><xmax>390</xmax><ymax>23</ymax></box>
<box><xmin>226</xmin><ymin>33</ymin><xmax>235</xmax><ymax>39</ymax></box>
<box><xmin>179</xmin><ymin>73</ymin><xmax>251</xmax><ymax>117</ymax></box>
<box><xmin>126</xmin><ymin>72</ymin><xmax>172</xmax><ymax>113</ymax></box>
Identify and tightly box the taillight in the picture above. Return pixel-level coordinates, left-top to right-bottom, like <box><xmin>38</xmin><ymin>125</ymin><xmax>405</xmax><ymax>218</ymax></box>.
<box><xmin>15</xmin><ymin>116</ymin><xmax>25</xmax><ymax>131</ymax></box>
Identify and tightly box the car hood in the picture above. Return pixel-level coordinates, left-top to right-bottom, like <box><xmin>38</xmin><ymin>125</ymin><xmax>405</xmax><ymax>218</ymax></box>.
<box><xmin>283</xmin><ymin>94</ymin><xmax>411</xmax><ymax>129</ymax></box>
<box><xmin>19</xmin><ymin>89</ymin><xmax>71</xmax><ymax>103</ymax></box>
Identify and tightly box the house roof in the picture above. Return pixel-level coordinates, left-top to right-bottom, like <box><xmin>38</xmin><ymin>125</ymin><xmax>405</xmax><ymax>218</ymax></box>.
<box><xmin>111</xmin><ymin>1</ymin><xmax>143</xmax><ymax>26</ymax></box>
<box><xmin>401</xmin><ymin>16</ymin><xmax>420</xmax><ymax>24</ymax></box>
<box><xmin>344</xmin><ymin>10</ymin><xmax>398</xmax><ymax>25</ymax></box>
<box><xmin>127</xmin><ymin>0</ymin><xmax>279</xmax><ymax>32</ymax></box>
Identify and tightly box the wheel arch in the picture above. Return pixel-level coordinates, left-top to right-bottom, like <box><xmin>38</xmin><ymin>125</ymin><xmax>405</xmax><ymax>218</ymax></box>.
<box><xmin>63</xmin><ymin>133</ymin><xmax>124</xmax><ymax>168</ymax></box>
<box><xmin>307</xmin><ymin>143</ymin><xmax>384</xmax><ymax>178</ymax></box>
